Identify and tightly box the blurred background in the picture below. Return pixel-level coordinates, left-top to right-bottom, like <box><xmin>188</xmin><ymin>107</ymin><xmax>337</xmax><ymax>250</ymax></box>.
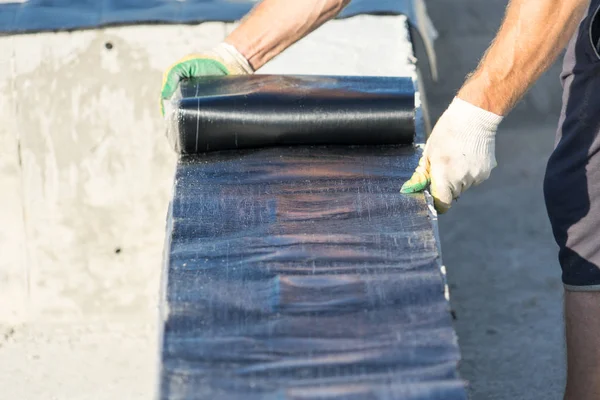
<box><xmin>424</xmin><ymin>1</ymin><xmax>567</xmax><ymax>399</ymax></box>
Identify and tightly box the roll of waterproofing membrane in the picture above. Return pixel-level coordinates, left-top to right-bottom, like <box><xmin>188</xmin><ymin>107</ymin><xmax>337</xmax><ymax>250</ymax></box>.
<box><xmin>166</xmin><ymin>75</ymin><xmax>416</xmax><ymax>154</ymax></box>
<box><xmin>160</xmin><ymin>75</ymin><xmax>466</xmax><ymax>399</ymax></box>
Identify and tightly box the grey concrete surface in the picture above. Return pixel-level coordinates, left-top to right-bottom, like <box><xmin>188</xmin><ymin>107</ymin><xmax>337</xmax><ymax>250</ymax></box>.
<box><xmin>0</xmin><ymin>15</ymin><xmax>422</xmax><ymax>399</ymax></box>
<box><xmin>422</xmin><ymin>1</ymin><xmax>567</xmax><ymax>399</ymax></box>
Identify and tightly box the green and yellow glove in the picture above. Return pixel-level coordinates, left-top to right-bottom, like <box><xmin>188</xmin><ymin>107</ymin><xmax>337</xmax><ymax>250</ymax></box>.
<box><xmin>400</xmin><ymin>97</ymin><xmax>503</xmax><ymax>213</ymax></box>
<box><xmin>160</xmin><ymin>42</ymin><xmax>253</xmax><ymax>115</ymax></box>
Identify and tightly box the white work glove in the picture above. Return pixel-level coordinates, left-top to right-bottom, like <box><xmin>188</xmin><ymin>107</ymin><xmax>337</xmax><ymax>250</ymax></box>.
<box><xmin>400</xmin><ymin>97</ymin><xmax>503</xmax><ymax>213</ymax></box>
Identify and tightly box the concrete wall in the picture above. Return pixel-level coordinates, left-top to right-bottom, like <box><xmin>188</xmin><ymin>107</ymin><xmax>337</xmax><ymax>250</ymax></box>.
<box><xmin>0</xmin><ymin>16</ymin><xmax>418</xmax><ymax>325</ymax></box>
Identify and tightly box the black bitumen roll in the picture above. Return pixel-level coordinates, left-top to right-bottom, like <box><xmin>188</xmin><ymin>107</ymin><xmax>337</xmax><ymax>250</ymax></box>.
<box><xmin>167</xmin><ymin>75</ymin><xmax>416</xmax><ymax>154</ymax></box>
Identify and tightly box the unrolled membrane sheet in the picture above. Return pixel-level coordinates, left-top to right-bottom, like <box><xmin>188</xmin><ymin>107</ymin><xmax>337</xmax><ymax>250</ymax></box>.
<box><xmin>161</xmin><ymin>147</ymin><xmax>466</xmax><ymax>400</ymax></box>
<box><xmin>160</xmin><ymin>75</ymin><xmax>466</xmax><ymax>399</ymax></box>
<box><xmin>0</xmin><ymin>0</ymin><xmax>422</xmax><ymax>33</ymax></box>
<box><xmin>166</xmin><ymin>75</ymin><xmax>416</xmax><ymax>154</ymax></box>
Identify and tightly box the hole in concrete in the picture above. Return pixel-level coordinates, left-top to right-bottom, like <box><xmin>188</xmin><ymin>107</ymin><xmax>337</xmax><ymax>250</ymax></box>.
<box><xmin>105</xmin><ymin>42</ymin><xmax>114</xmax><ymax>50</ymax></box>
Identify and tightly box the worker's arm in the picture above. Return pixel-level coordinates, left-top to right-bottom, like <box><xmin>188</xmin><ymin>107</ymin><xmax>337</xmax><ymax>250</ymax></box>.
<box><xmin>226</xmin><ymin>0</ymin><xmax>350</xmax><ymax>70</ymax></box>
<box><xmin>160</xmin><ymin>0</ymin><xmax>349</xmax><ymax>114</ymax></box>
<box><xmin>401</xmin><ymin>0</ymin><xmax>589</xmax><ymax>212</ymax></box>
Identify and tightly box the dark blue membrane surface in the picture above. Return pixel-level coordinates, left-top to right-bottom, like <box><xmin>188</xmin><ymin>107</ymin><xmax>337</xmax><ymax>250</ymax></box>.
<box><xmin>160</xmin><ymin>144</ymin><xmax>466</xmax><ymax>399</ymax></box>
<box><xmin>0</xmin><ymin>0</ymin><xmax>418</xmax><ymax>33</ymax></box>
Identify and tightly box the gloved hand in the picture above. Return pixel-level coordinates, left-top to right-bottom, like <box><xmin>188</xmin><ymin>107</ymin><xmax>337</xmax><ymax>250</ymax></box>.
<box><xmin>160</xmin><ymin>42</ymin><xmax>253</xmax><ymax>115</ymax></box>
<box><xmin>400</xmin><ymin>97</ymin><xmax>503</xmax><ymax>213</ymax></box>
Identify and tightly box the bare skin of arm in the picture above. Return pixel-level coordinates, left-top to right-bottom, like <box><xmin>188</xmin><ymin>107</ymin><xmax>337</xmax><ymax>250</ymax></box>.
<box><xmin>457</xmin><ymin>0</ymin><xmax>588</xmax><ymax>115</ymax></box>
<box><xmin>225</xmin><ymin>0</ymin><xmax>350</xmax><ymax>70</ymax></box>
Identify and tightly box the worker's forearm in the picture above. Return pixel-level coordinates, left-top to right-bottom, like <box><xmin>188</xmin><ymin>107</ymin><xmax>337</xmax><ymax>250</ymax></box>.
<box><xmin>458</xmin><ymin>0</ymin><xmax>588</xmax><ymax>116</ymax></box>
<box><xmin>225</xmin><ymin>0</ymin><xmax>349</xmax><ymax>70</ymax></box>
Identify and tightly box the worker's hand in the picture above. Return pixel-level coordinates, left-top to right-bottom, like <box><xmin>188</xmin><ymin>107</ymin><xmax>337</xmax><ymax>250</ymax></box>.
<box><xmin>400</xmin><ymin>97</ymin><xmax>503</xmax><ymax>213</ymax></box>
<box><xmin>160</xmin><ymin>42</ymin><xmax>253</xmax><ymax>115</ymax></box>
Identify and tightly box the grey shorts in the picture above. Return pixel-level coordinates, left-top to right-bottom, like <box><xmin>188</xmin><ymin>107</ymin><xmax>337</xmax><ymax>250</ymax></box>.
<box><xmin>544</xmin><ymin>0</ymin><xmax>600</xmax><ymax>290</ymax></box>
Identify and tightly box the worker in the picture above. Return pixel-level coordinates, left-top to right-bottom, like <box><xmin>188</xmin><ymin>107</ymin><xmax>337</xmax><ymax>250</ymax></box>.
<box><xmin>161</xmin><ymin>0</ymin><xmax>600</xmax><ymax>398</ymax></box>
